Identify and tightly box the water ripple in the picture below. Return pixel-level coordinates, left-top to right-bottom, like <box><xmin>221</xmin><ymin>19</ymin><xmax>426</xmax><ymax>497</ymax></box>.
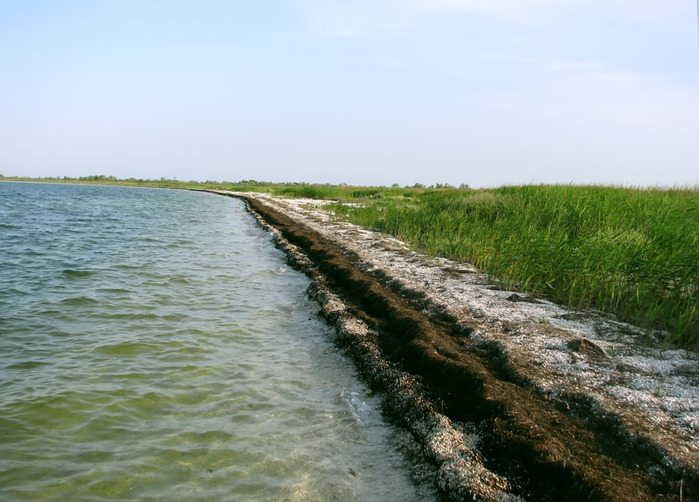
<box><xmin>0</xmin><ymin>183</ymin><xmax>436</xmax><ymax>501</ymax></box>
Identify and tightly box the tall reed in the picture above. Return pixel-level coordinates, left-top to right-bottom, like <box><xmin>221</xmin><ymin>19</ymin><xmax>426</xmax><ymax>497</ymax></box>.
<box><xmin>329</xmin><ymin>185</ymin><xmax>698</xmax><ymax>348</ymax></box>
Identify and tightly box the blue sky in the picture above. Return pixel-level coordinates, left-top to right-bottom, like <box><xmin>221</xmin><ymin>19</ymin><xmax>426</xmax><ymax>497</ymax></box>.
<box><xmin>1</xmin><ymin>0</ymin><xmax>697</xmax><ymax>187</ymax></box>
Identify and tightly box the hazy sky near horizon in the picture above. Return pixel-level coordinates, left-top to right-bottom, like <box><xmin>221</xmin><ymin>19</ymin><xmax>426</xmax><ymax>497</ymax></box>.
<box><xmin>1</xmin><ymin>1</ymin><xmax>697</xmax><ymax>188</ymax></box>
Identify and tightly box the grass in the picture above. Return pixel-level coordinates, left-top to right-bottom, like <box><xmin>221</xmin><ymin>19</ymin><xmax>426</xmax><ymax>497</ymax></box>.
<box><xmin>3</xmin><ymin>175</ymin><xmax>697</xmax><ymax>349</ymax></box>
<box><xmin>327</xmin><ymin>185</ymin><xmax>698</xmax><ymax>349</ymax></box>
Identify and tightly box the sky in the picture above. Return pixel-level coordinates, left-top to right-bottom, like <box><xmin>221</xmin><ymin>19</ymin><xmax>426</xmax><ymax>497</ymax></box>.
<box><xmin>1</xmin><ymin>0</ymin><xmax>697</xmax><ymax>188</ymax></box>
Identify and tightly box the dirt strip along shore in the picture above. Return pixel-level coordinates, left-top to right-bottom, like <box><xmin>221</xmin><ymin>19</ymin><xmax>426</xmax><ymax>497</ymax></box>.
<box><xmin>207</xmin><ymin>190</ymin><xmax>697</xmax><ymax>501</ymax></box>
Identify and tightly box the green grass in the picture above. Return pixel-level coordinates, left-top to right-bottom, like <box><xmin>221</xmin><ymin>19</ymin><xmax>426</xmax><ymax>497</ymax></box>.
<box><xmin>4</xmin><ymin>175</ymin><xmax>697</xmax><ymax>348</ymax></box>
<box><xmin>326</xmin><ymin>185</ymin><xmax>698</xmax><ymax>349</ymax></box>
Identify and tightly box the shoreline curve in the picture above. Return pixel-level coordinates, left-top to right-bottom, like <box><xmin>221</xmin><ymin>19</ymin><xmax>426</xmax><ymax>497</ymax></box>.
<box><xmin>205</xmin><ymin>189</ymin><xmax>698</xmax><ymax>501</ymax></box>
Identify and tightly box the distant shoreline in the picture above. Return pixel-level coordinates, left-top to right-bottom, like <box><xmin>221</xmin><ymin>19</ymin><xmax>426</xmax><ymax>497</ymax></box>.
<box><xmin>5</xmin><ymin>178</ymin><xmax>697</xmax><ymax>348</ymax></box>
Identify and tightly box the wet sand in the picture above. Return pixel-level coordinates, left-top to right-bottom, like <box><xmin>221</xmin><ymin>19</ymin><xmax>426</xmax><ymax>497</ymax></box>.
<box><xmin>208</xmin><ymin>190</ymin><xmax>698</xmax><ymax>501</ymax></box>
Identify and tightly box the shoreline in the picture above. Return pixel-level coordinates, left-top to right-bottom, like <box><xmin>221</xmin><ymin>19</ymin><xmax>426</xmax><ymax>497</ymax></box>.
<box><xmin>208</xmin><ymin>190</ymin><xmax>697</xmax><ymax>501</ymax></box>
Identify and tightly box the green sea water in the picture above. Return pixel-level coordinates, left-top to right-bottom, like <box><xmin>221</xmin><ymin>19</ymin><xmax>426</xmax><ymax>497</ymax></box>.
<box><xmin>0</xmin><ymin>183</ymin><xmax>435</xmax><ymax>501</ymax></box>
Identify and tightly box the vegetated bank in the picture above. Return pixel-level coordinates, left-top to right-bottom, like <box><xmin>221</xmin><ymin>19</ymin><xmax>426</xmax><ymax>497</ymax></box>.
<box><xmin>213</xmin><ymin>181</ymin><xmax>698</xmax><ymax>349</ymax></box>
<box><xmin>326</xmin><ymin>185</ymin><xmax>699</xmax><ymax>350</ymax></box>
<box><xmin>3</xmin><ymin>176</ymin><xmax>697</xmax><ymax>349</ymax></box>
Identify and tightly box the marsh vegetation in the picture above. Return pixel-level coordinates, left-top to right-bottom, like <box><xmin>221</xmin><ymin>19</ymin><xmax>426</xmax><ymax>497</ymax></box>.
<box><xmin>325</xmin><ymin>185</ymin><xmax>698</xmax><ymax>349</ymax></box>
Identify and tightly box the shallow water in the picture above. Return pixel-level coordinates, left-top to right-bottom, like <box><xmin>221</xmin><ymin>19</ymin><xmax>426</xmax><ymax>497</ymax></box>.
<box><xmin>0</xmin><ymin>183</ymin><xmax>435</xmax><ymax>501</ymax></box>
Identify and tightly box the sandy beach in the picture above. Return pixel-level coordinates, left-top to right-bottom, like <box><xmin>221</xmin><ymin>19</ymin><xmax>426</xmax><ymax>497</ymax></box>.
<box><xmin>208</xmin><ymin>190</ymin><xmax>698</xmax><ymax>501</ymax></box>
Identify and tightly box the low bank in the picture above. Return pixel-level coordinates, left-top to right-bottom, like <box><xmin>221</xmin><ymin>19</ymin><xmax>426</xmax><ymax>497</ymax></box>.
<box><xmin>206</xmin><ymin>190</ymin><xmax>698</xmax><ymax>501</ymax></box>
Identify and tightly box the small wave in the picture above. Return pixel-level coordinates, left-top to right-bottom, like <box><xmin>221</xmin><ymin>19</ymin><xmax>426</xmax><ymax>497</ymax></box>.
<box><xmin>93</xmin><ymin>342</ymin><xmax>160</xmax><ymax>356</ymax></box>
<box><xmin>59</xmin><ymin>296</ymin><xmax>98</xmax><ymax>305</ymax></box>
<box><xmin>100</xmin><ymin>312</ymin><xmax>159</xmax><ymax>321</ymax></box>
<box><xmin>170</xmin><ymin>430</ymin><xmax>238</xmax><ymax>443</ymax></box>
<box><xmin>168</xmin><ymin>277</ymin><xmax>191</xmax><ymax>285</ymax></box>
<box><xmin>5</xmin><ymin>287</ymin><xmax>32</xmax><ymax>296</ymax></box>
<box><xmin>62</xmin><ymin>269</ymin><xmax>95</xmax><ymax>278</ymax></box>
<box><xmin>143</xmin><ymin>236</ymin><xmax>166</xmax><ymax>243</ymax></box>
<box><xmin>97</xmin><ymin>287</ymin><xmax>135</xmax><ymax>295</ymax></box>
<box><xmin>6</xmin><ymin>360</ymin><xmax>52</xmax><ymax>370</ymax></box>
<box><xmin>340</xmin><ymin>390</ymin><xmax>371</xmax><ymax>425</ymax></box>
<box><xmin>113</xmin><ymin>263</ymin><xmax>139</xmax><ymax>270</ymax></box>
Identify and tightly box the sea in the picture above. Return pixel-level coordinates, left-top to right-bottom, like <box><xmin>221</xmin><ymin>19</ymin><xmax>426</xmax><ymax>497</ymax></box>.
<box><xmin>0</xmin><ymin>182</ymin><xmax>436</xmax><ymax>501</ymax></box>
